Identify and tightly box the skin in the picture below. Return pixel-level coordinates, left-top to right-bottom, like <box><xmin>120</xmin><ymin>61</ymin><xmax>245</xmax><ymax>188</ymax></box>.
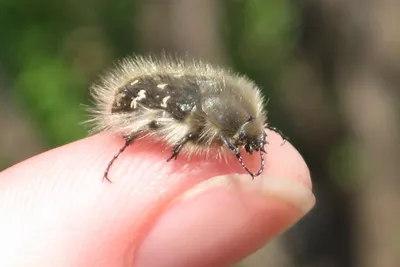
<box><xmin>0</xmin><ymin>130</ymin><xmax>314</xmax><ymax>267</ymax></box>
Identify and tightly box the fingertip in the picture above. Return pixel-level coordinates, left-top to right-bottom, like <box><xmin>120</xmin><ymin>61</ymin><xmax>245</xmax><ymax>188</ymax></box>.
<box><xmin>264</xmin><ymin>129</ymin><xmax>312</xmax><ymax>189</ymax></box>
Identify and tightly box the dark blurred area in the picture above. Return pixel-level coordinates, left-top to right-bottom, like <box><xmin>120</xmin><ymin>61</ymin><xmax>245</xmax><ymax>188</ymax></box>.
<box><xmin>1</xmin><ymin>0</ymin><xmax>399</xmax><ymax>266</ymax></box>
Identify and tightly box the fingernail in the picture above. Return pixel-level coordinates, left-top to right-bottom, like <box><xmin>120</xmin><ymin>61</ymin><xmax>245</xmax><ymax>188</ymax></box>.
<box><xmin>178</xmin><ymin>174</ymin><xmax>315</xmax><ymax>216</ymax></box>
<box><xmin>133</xmin><ymin>174</ymin><xmax>315</xmax><ymax>267</ymax></box>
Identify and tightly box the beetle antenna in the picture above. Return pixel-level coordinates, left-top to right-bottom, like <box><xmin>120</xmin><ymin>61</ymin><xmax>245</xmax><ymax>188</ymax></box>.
<box><xmin>265</xmin><ymin>125</ymin><xmax>288</xmax><ymax>146</ymax></box>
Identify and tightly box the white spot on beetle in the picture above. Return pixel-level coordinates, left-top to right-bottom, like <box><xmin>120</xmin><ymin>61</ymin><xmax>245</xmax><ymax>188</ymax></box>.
<box><xmin>160</xmin><ymin>96</ymin><xmax>171</xmax><ymax>108</ymax></box>
<box><xmin>157</xmin><ymin>83</ymin><xmax>168</xmax><ymax>90</ymax></box>
<box><xmin>130</xmin><ymin>89</ymin><xmax>147</xmax><ymax>109</ymax></box>
<box><xmin>130</xmin><ymin>80</ymin><xmax>139</xmax><ymax>86</ymax></box>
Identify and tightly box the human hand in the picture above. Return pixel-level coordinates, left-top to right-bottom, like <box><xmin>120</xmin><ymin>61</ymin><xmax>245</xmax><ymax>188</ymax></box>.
<box><xmin>0</xmin><ymin>130</ymin><xmax>314</xmax><ymax>267</ymax></box>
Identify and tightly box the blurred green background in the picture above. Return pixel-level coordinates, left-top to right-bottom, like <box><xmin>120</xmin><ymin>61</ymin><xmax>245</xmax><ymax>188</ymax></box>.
<box><xmin>1</xmin><ymin>0</ymin><xmax>399</xmax><ymax>266</ymax></box>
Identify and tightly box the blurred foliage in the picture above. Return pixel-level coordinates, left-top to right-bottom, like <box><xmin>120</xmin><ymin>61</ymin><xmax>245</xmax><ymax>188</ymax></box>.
<box><xmin>226</xmin><ymin>0</ymin><xmax>297</xmax><ymax>71</ymax></box>
<box><xmin>225</xmin><ymin>0</ymin><xmax>297</xmax><ymax>102</ymax></box>
<box><xmin>0</xmin><ymin>0</ymin><xmax>296</xmax><ymax>148</ymax></box>
<box><xmin>0</xmin><ymin>0</ymin><xmax>141</xmax><ymax>147</ymax></box>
